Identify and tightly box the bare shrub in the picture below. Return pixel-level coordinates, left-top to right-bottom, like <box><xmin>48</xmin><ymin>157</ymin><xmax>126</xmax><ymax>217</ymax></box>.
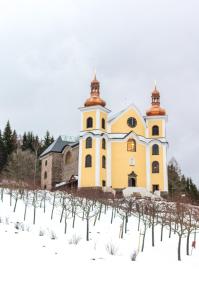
<box><xmin>39</xmin><ymin>229</ymin><xmax>45</xmax><ymax>236</ymax></box>
<box><xmin>50</xmin><ymin>230</ymin><xmax>57</xmax><ymax>240</ymax></box>
<box><xmin>130</xmin><ymin>250</ymin><xmax>137</xmax><ymax>261</ymax></box>
<box><xmin>68</xmin><ymin>234</ymin><xmax>81</xmax><ymax>245</ymax></box>
<box><xmin>105</xmin><ymin>242</ymin><xmax>118</xmax><ymax>255</ymax></box>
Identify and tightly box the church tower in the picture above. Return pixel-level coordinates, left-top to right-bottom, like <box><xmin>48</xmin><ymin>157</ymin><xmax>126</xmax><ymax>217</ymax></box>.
<box><xmin>78</xmin><ymin>75</ymin><xmax>111</xmax><ymax>188</ymax></box>
<box><xmin>145</xmin><ymin>85</ymin><xmax>168</xmax><ymax>192</ymax></box>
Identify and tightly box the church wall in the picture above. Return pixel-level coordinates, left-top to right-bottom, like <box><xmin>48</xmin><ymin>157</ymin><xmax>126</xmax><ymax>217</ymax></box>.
<box><xmin>80</xmin><ymin>138</ymin><xmax>96</xmax><ymax>187</ymax></box>
<box><xmin>110</xmin><ymin>108</ymin><xmax>146</xmax><ymax>136</ymax></box>
<box><xmin>111</xmin><ymin>141</ymin><xmax>147</xmax><ymax>189</ymax></box>
<box><xmin>62</xmin><ymin>146</ymin><xmax>79</xmax><ymax>182</ymax></box>
<box><xmin>41</xmin><ymin>154</ymin><xmax>53</xmax><ymax>190</ymax></box>
<box><xmin>100</xmin><ymin>140</ymin><xmax>107</xmax><ymax>186</ymax></box>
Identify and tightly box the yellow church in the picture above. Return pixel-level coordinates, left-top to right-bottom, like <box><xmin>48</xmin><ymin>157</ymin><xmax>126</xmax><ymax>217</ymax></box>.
<box><xmin>78</xmin><ymin>75</ymin><xmax>168</xmax><ymax>194</ymax></box>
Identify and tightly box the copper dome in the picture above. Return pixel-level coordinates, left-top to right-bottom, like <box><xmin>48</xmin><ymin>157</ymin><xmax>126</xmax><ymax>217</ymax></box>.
<box><xmin>84</xmin><ymin>74</ymin><xmax>106</xmax><ymax>107</ymax></box>
<box><xmin>146</xmin><ymin>85</ymin><xmax>166</xmax><ymax>116</ymax></box>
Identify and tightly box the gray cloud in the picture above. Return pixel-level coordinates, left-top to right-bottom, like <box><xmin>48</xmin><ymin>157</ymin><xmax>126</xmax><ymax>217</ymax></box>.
<box><xmin>0</xmin><ymin>0</ymin><xmax>198</xmax><ymax>185</ymax></box>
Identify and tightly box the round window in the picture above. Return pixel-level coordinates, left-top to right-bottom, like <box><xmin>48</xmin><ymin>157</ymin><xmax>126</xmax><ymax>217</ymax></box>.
<box><xmin>127</xmin><ymin>117</ymin><xmax>137</xmax><ymax>128</ymax></box>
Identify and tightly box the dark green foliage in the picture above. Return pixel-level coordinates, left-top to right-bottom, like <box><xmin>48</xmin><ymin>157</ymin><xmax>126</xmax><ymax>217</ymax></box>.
<box><xmin>168</xmin><ymin>157</ymin><xmax>199</xmax><ymax>203</ymax></box>
<box><xmin>0</xmin><ymin>131</ymin><xmax>7</xmax><ymax>172</ymax></box>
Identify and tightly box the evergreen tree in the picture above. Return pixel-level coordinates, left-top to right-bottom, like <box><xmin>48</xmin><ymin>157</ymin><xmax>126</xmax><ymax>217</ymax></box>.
<box><xmin>3</xmin><ymin>121</ymin><xmax>13</xmax><ymax>155</ymax></box>
<box><xmin>0</xmin><ymin>130</ymin><xmax>7</xmax><ymax>172</ymax></box>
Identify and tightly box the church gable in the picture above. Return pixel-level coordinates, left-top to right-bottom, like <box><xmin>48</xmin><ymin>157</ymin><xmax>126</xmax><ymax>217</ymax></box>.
<box><xmin>109</xmin><ymin>105</ymin><xmax>146</xmax><ymax>136</ymax></box>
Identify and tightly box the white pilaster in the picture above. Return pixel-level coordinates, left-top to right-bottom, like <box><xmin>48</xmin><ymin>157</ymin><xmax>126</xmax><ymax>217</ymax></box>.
<box><xmin>78</xmin><ymin>139</ymin><xmax>83</xmax><ymax>188</ymax></box>
<box><xmin>95</xmin><ymin>136</ymin><xmax>101</xmax><ymax>186</ymax></box>
<box><xmin>163</xmin><ymin>144</ymin><xmax>168</xmax><ymax>192</ymax></box>
<box><xmin>107</xmin><ymin>139</ymin><xmax>112</xmax><ymax>187</ymax></box>
<box><xmin>96</xmin><ymin>109</ymin><xmax>100</xmax><ymax>130</ymax></box>
<box><xmin>146</xmin><ymin>144</ymin><xmax>151</xmax><ymax>191</ymax></box>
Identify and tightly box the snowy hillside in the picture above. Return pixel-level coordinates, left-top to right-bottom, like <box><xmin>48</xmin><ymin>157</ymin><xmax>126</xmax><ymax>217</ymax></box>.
<box><xmin>0</xmin><ymin>188</ymin><xmax>198</xmax><ymax>300</ymax></box>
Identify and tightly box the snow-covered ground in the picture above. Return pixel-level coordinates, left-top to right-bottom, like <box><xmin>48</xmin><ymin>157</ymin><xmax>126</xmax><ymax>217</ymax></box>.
<box><xmin>0</xmin><ymin>189</ymin><xmax>198</xmax><ymax>300</ymax></box>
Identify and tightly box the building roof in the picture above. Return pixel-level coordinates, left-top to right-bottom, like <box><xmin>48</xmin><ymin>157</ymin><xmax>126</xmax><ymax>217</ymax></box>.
<box><xmin>40</xmin><ymin>136</ymin><xmax>79</xmax><ymax>158</ymax></box>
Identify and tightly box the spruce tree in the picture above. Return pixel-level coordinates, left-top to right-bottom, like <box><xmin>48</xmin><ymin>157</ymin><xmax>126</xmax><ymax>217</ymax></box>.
<box><xmin>3</xmin><ymin>121</ymin><xmax>13</xmax><ymax>155</ymax></box>
<box><xmin>0</xmin><ymin>130</ymin><xmax>7</xmax><ymax>172</ymax></box>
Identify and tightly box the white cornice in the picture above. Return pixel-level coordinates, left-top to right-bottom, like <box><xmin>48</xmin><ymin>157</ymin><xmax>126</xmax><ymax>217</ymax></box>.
<box><xmin>79</xmin><ymin>105</ymin><xmax>111</xmax><ymax>113</ymax></box>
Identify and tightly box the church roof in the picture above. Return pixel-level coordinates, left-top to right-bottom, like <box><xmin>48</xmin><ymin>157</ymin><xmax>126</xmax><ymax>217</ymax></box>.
<box><xmin>40</xmin><ymin>136</ymin><xmax>79</xmax><ymax>158</ymax></box>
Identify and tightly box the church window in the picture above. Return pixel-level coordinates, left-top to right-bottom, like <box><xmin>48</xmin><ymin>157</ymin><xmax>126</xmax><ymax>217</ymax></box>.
<box><xmin>85</xmin><ymin>155</ymin><xmax>92</xmax><ymax>167</ymax></box>
<box><xmin>44</xmin><ymin>171</ymin><xmax>47</xmax><ymax>179</ymax></box>
<box><xmin>65</xmin><ymin>152</ymin><xmax>72</xmax><ymax>164</ymax></box>
<box><xmin>45</xmin><ymin>160</ymin><xmax>47</xmax><ymax>166</ymax></box>
<box><xmin>102</xmin><ymin>118</ymin><xmax>106</xmax><ymax>129</ymax></box>
<box><xmin>152</xmin><ymin>161</ymin><xmax>159</xmax><ymax>173</ymax></box>
<box><xmin>86</xmin><ymin>117</ymin><xmax>93</xmax><ymax>128</ymax></box>
<box><xmin>102</xmin><ymin>138</ymin><xmax>106</xmax><ymax>150</ymax></box>
<box><xmin>127</xmin><ymin>139</ymin><xmax>136</xmax><ymax>152</ymax></box>
<box><xmin>102</xmin><ymin>155</ymin><xmax>106</xmax><ymax>168</ymax></box>
<box><xmin>152</xmin><ymin>125</ymin><xmax>159</xmax><ymax>136</ymax></box>
<box><xmin>86</xmin><ymin>137</ymin><xmax>92</xmax><ymax>149</ymax></box>
<box><xmin>127</xmin><ymin>117</ymin><xmax>137</xmax><ymax>128</ymax></box>
<box><xmin>152</xmin><ymin>144</ymin><xmax>159</xmax><ymax>155</ymax></box>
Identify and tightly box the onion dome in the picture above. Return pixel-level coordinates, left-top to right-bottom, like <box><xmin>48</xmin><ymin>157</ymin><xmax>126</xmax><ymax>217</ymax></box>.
<box><xmin>146</xmin><ymin>85</ymin><xmax>166</xmax><ymax>116</ymax></box>
<box><xmin>84</xmin><ymin>73</ymin><xmax>106</xmax><ymax>107</ymax></box>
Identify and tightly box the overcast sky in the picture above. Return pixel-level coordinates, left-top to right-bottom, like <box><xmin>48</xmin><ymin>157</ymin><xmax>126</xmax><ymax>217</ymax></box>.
<box><xmin>0</xmin><ymin>0</ymin><xmax>198</xmax><ymax>185</ymax></box>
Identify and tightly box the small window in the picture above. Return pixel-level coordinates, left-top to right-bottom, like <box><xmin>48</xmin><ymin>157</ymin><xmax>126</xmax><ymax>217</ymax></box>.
<box><xmin>152</xmin><ymin>125</ymin><xmax>159</xmax><ymax>136</ymax></box>
<box><xmin>44</xmin><ymin>171</ymin><xmax>47</xmax><ymax>179</ymax></box>
<box><xmin>85</xmin><ymin>155</ymin><xmax>92</xmax><ymax>167</ymax></box>
<box><xmin>102</xmin><ymin>138</ymin><xmax>106</xmax><ymax>150</ymax></box>
<box><xmin>65</xmin><ymin>152</ymin><xmax>72</xmax><ymax>164</ymax></box>
<box><xmin>153</xmin><ymin>184</ymin><xmax>159</xmax><ymax>192</ymax></box>
<box><xmin>102</xmin><ymin>155</ymin><xmax>106</xmax><ymax>168</ymax></box>
<box><xmin>86</xmin><ymin>117</ymin><xmax>93</xmax><ymax>128</ymax></box>
<box><xmin>127</xmin><ymin>139</ymin><xmax>136</xmax><ymax>152</ymax></box>
<box><xmin>44</xmin><ymin>185</ymin><xmax>46</xmax><ymax>189</ymax></box>
<box><xmin>45</xmin><ymin>160</ymin><xmax>47</xmax><ymax>166</ymax></box>
<box><xmin>152</xmin><ymin>161</ymin><xmax>159</xmax><ymax>173</ymax></box>
<box><xmin>86</xmin><ymin>137</ymin><xmax>92</xmax><ymax>149</ymax></box>
<box><xmin>102</xmin><ymin>180</ymin><xmax>106</xmax><ymax>187</ymax></box>
<box><xmin>152</xmin><ymin>144</ymin><xmax>159</xmax><ymax>155</ymax></box>
<box><xmin>102</xmin><ymin>118</ymin><xmax>106</xmax><ymax>129</ymax></box>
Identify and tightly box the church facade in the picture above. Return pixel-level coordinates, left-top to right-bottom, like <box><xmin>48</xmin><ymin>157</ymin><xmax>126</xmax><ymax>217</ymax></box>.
<box><xmin>40</xmin><ymin>75</ymin><xmax>168</xmax><ymax>193</ymax></box>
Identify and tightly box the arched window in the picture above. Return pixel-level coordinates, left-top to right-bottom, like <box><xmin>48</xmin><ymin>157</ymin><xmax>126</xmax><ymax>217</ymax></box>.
<box><xmin>85</xmin><ymin>155</ymin><xmax>92</xmax><ymax>168</ymax></box>
<box><xmin>65</xmin><ymin>152</ymin><xmax>72</xmax><ymax>164</ymax></box>
<box><xmin>152</xmin><ymin>161</ymin><xmax>159</xmax><ymax>173</ymax></box>
<box><xmin>86</xmin><ymin>137</ymin><xmax>92</xmax><ymax>149</ymax></box>
<box><xmin>152</xmin><ymin>144</ymin><xmax>159</xmax><ymax>155</ymax></box>
<box><xmin>152</xmin><ymin>125</ymin><xmax>159</xmax><ymax>136</ymax></box>
<box><xmin>102</xmin><ymin>138</ymin><xmax>106</xmax><ymax>150</ymax></box>
<box><xmin>127</xmin><ymin>139</ymin><xmax>136</xmax><ymax>152</ymax></box>
<box><xmin>102</xmin><ymin>155</ymin><xmax>106</xmax><ymax>168</ymax></box>
<box><xmin>86</xmin><ymin>117</ymin><xmax>93</xmax><ymax>128</ymax></box>
<box><xmin>102</xmin><ymin>118</ymin><xmax>106</xmax><ymax>129</ymax></box>
<box><xmin>44</xmin><ymin>171</ymin><xmax>47</xmax><ymax>179</ymax></box>
<box><xmin>45</xmin><ymin>160</ymin><xmax>47</xmax><ymax>166</ymax></box>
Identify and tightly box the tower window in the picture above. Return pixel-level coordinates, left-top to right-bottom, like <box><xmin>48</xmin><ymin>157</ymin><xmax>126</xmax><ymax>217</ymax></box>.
<box><xmin>152</xmin><ymin>144</ymin><xmax>159</xmax><ymax>155</ymax></box>
<box><xmin>102</xmin><ymin>155</ymin><xmax>106</xmax><ymax>168</ymax></box>
<box><xmin>102</xmin><ymin>180</ymin><xmax>106</xmax><ymax>187</ymax></box>
<box><xmin>152</xmin><ymin>161</ymin><xmax>159</xmax><ymax>173</ymax></box>
<box><xmin>102</xmin><ymin>118</ymin><xmax>106</xmax><ymax>129</ymax></box>
<box><xmin>45</xmin><ymin>160</ymin><xmax>47</xmax><ymax>166</ymax></box>
<box><xmin>86</xmin><ymin>137</ymin><xmax>92</xmax><ymax>149</ymax></box>
<box><xmin>127</xmin><ymin>139</ymin><xmax>136</xmax><ymax>152</ymax></box>
<box><xmin>86</xmin><ymin>117</ymin><xmax>93</xmax><ymax>128</ymax></box>
<box><xmin>152</xmin><ymin>125</ymin><xmax>159</xmax><ymax>136</ymax></box>
<box><xmin>44</xmin><ymin>171</ymin><xmax>47</xmax><ymax>179</ymax></box>
<box><xmin>102</xmin><ymin>138</ymin><xmax>106</xmax><ymax>150</ymax></box>
<box><xmin>85</xmin><ymin>155</ymin><xmax>92</xmax><ymax>168</ymax></box>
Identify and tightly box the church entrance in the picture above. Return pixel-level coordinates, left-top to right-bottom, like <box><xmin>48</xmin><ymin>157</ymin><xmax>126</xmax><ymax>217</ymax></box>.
<box><xmin>128</xmin><ymin>171</ymin><xmax>137</xmax><ymax>187</ymax></box>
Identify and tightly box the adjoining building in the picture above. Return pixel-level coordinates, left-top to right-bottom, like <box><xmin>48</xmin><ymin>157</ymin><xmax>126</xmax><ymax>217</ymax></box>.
<box><xmin>40</xmin><ymin>75</ymin><xmax>168</xmax><ymax>194</ymax></box>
